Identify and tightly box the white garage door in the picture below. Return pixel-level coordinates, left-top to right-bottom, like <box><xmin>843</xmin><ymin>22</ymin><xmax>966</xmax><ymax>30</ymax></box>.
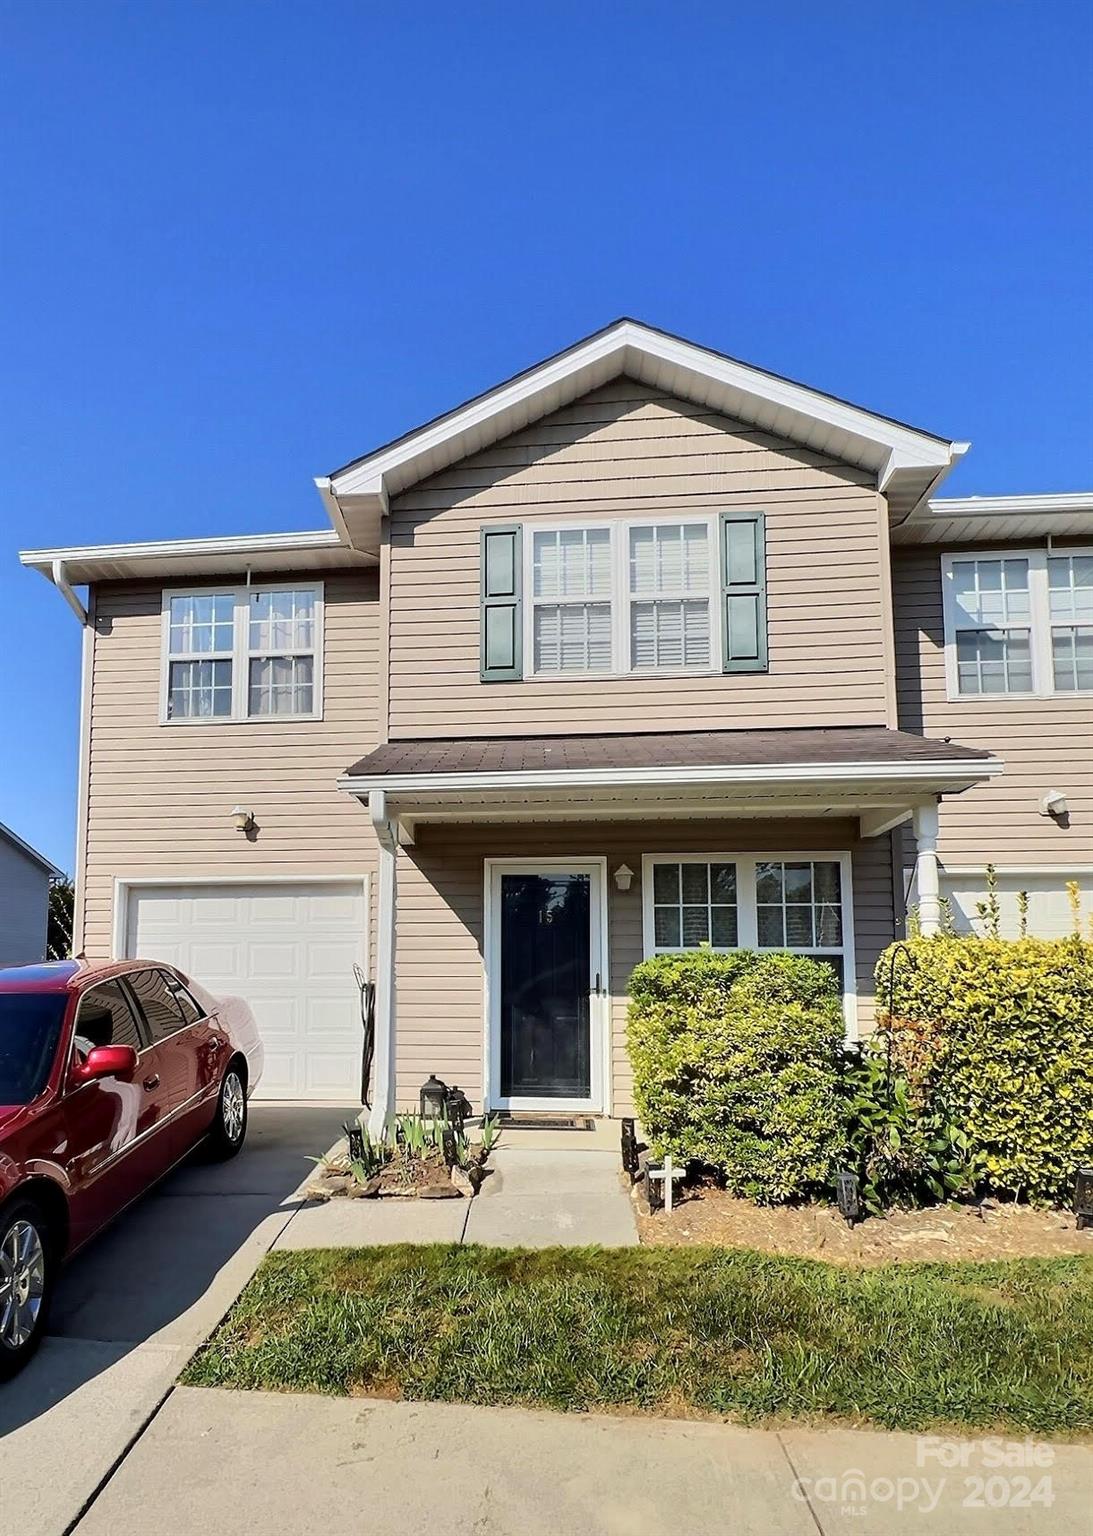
<box><xmin>124</xmin><ymin>880</ymin><xmax>367</xmax><ymax>1101</ymax></box>
<box><xmin>940</xmin><ymin>870</ymin><xmax>1093</xmax><ymax>940</ymax></box>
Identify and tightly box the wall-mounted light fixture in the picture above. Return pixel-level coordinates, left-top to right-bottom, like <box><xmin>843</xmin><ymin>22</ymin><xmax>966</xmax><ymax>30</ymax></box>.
<box><xmin>613</xmin><ymin>864</ymin><xmax>634</xmax><ymax>892</ymax></box>
<box><xmin>231</xmin><ymin>805</ymin><xmax>256</xmax><ymax>834</ymax></box>
<box><xmin>1038</xmin><ymin>789</ymin><xmax>1069</xmax><ymax>818</ymax></box>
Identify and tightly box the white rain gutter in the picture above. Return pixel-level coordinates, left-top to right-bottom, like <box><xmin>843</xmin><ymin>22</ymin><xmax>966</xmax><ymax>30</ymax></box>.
<box><xmin>51</xmin><ymin>560</ymin><xmax>88</xmax><ymax>625</ymax></box>
<box><xmin>367</xmin><ymin>790</ymin><xmax>397</xmax><ymax>1139</ymax></box>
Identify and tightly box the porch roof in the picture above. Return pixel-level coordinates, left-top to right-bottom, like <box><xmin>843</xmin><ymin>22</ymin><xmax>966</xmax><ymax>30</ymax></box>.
<box><xmin>340</xmin><ymin>727</ymin><xmax>1001</xmax><ymax>840</ymax></box>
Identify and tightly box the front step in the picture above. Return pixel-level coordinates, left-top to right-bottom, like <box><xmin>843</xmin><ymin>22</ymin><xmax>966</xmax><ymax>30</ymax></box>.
<box><xmin>488</xmin><ymin>1114</ymin><xmax>620</xmax><ymax>1152</ymax></box>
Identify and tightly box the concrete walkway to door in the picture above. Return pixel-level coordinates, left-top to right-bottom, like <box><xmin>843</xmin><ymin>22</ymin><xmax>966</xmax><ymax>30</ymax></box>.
<box><xmin>273</xmin><ymin>1147</ymin><xmax>640</xmax><ymax>1250</ymax></box>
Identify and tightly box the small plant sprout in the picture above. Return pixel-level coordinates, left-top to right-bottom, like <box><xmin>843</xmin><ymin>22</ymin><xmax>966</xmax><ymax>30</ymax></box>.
<box><xmin>1017</xmin><ymin>888</ymin><xmax>1029</xmax><ymax>939</ymax></box>
<box><xmin>479</xmin><ymin>1115</ymin><xmax>501</xmax><ymax>1155</ymax></box>
<box><xmin>938</xmin><ymin>896</ymin><xmax>956</xmax><ymax>936</ymax></box>
<box><xmin>980</xmin><ymin>863</ymin><xmax>1001</xmax><ymax>939</ymax></box>
<box><xmin>1067</xmin><ymin>879</ymin><xmax>1082</xmax><ymax>935</ymax></box>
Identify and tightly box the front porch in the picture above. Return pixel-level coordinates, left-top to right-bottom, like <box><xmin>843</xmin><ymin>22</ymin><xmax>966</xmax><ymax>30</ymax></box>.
<box><xmin>339</xmin><ymin>727</ymin><xmax>1000</xmax><ymax>1135</ymax></box>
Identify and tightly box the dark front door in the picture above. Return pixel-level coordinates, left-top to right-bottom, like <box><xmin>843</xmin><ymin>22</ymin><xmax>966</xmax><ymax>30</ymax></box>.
<box><xmin>499</xmin><ymin>872</ymin><xmax>592</xmax><ymax>1100</ymax></box>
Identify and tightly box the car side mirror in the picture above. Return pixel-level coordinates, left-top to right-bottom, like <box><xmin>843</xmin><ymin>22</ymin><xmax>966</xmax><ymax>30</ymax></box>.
<box><xmin>74</xmin><ymin>1044</ymin><xmax>139</xmax><ymax>1084</ymax></box>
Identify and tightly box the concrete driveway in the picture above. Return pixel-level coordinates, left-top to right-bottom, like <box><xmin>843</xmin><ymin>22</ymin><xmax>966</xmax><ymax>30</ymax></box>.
<box><xmin>0</xmin><ymin>1104</ymin><xmax>351</xmax><ymax>1536</ymax></box>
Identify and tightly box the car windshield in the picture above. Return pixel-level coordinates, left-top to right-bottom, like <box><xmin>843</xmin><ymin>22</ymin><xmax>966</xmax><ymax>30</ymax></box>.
<box><xmin>0</xmin><ymin>992</ymin><xmax>68</xmax><ymax>1105</ymax></box>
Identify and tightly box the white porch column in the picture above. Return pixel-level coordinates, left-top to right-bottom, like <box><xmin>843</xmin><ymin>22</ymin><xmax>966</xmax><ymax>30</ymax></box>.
<box><xmin>912</xmin><ymin>800</ymin><xmax>942</xmax><ymax>937</ymax></box>
<box><xmin>368</xmin><ymin>790</ymin><xmax>397</xmax><ymax>1138</ymax></box>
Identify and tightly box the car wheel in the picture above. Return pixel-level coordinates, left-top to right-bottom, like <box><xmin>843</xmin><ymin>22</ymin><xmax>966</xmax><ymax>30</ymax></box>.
<box><xmin>207</xmin><ymin>1064</ymin><xmax>248</xmax><ymax>1160</ymax></box>
<box><xmin>0</xmin><ymin>1198</ymin><xmax>56</xmax><ymax>1381</ymax></box>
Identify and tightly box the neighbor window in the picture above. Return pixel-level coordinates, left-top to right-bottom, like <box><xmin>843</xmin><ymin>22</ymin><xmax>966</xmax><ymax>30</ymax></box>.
<box><xmin>943</xmin><ymin>549</ymin><xmax>1092</xmax><ymax>698</ymax></box>
<box><xmin>643</xmin><ymin>853</ymin><xmax>853</xmax><ymax>1020</ymax></box>
<box><xmin>162</xmin><ymin>583</ymin><xmax>322</xmax><ymax>722</ymax></box>
<box><xmin>1048</xmin><ymin>553</ymin><xmax>1093</xmax><ymax>692</ymax></box>
<box><xmin>526</xmin><ymin>518</ymin><xmax>721</xmax><ymax>677</ymax></box>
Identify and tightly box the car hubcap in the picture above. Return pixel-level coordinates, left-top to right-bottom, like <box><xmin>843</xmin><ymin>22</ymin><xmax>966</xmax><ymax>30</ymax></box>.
<box><xmin>0</xmin><ymin>1220</ymin><xmax>45</xmax><ymax>1351</ymax></box>
<box><xmin>222</xmin><ymin>1073</ymin><xmax>245</xmax><ymax>1142</ymax></box>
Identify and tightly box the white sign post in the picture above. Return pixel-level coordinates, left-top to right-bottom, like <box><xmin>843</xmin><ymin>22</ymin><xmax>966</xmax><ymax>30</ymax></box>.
<box><xmin>648</xmin><ymin>1155</ymin><xmax>685</xmax><ymax>1214</ymax></box>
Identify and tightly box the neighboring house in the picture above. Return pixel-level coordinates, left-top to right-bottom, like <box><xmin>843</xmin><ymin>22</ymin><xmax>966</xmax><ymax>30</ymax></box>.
<box><xmin>20</xmin><ymin>320</ymin><xmax>1093</xmax><ymax>1130</ymax></box>
<box><xmin>0</xmin><ymin>821</ymin><xmax>63</xmax><ymax>965</ymax></box>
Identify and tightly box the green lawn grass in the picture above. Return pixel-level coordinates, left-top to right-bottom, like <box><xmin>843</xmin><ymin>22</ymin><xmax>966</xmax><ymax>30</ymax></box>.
<box><xmin>183</xmin><ymin>1245</ymin><xmax>1093</xmax><ymax>1435</ymax></box>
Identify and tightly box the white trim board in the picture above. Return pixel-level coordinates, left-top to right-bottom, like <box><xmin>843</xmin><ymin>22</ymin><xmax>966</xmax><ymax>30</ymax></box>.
<box><xmin>482</xmin><ymin>857</ymin><xmax>611</xmax><ymax>1115</ymax></box>
<box><xmin>640</xmin><ymin>850</ymin><xmax>858</xmax><ymax>1037</ymax></box>
<box><xmin>325</xmin><ymin>319</ymin><xmax>963</xmax><ymax>514</ymax></box>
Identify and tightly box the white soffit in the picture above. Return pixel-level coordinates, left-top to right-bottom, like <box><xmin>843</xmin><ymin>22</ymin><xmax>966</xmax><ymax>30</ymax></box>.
<box><xmin>895</xmin><ymin>491</ymin><xmax>1093</xmax><ymax>545</ymax></box>
<box><xmin>321</xmin><ymin>319</ymin><xmax>965</xmax><ymax>547</ymax></box>
<box><xmin>19</xmin><ymin>529</ymin><xmax>377</xmax><ymax>586</ymax></box>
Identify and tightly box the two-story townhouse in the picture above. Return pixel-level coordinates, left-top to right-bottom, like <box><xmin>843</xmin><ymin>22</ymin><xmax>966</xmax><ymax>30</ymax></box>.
<box><xmin>21</xmin><ymin>321</ymin><xmax>1091</xmax><ymax>1135</ymax></box>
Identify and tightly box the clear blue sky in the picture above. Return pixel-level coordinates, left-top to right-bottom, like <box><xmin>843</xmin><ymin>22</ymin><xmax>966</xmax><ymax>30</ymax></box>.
<box><xmin>2</xmin><ymin>3</ymin><xmax>1091</xmax><ymax>873</ymax></box>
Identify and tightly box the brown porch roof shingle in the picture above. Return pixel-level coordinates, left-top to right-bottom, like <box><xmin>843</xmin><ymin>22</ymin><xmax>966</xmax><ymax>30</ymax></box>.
<box><xmin>345</xmin><ymin>726</ymin><xmax>993</xmax><ymax>780</ymax></box>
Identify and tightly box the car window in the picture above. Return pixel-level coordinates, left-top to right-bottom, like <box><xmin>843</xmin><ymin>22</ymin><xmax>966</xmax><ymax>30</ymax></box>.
<box><xmin>73</xmin><ymin>980</ymin><xmax>143</xmax><ymax>1057</ymax></box>
<box><xmin>0</xmin><ymin>993</ymin><xmax>68</xmax><ymax>1104</ymax></box>
<box><xmin>125</xmin><ymin>969</ymin><xmax>188</xmax><ymax>1043</ymax></box>
<box><xmin>163</xmin><ymin>973</ymin><xmax>205</xmax><ymax>1027</ymax></box>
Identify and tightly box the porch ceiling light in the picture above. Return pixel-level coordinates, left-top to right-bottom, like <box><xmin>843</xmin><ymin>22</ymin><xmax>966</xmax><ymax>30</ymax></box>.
<box><xmin>613</xmin><ymin>864</ymin><xmax>634</xmax><ymax>892</ymax></box>
<box><xmin>231</xmin><ymin>805</ymin><xmax>256</xmax><ymax>834</ymax></box>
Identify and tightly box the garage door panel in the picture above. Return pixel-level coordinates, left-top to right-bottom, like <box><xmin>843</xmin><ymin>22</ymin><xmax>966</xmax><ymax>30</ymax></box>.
<box><xmin>125</xmin><ymin>880</ymin><xmax>366</xmax><ymax>1102</ymax></box>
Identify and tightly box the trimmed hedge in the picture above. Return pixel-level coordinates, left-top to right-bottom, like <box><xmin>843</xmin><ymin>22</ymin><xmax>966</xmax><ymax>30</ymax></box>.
<box><xmin>626</xmin><ymin>949</ymin><xmax>846</xmax><ymax>1202</ymax></box>
<box><xmin>877</xmin><ymin>935</ymin><xmax>1093</xmax><ymax>1204</ymax></box>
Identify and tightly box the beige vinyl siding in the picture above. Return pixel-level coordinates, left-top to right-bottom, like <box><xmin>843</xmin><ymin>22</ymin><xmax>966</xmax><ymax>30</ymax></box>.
<box><xmin>388</xmin><ymin>379</ymin><xmax>891</xmax><ymax>737</ymax></box>
<box><xmin>394</xmin><ymin>819</ymin><xmax>896</xmax><ymax>1117</ymax></box>
<box><xmin>893</xmin><ymin>547</ymin><xmax>1093</xmax><ymax>865</ymax></box>
<box><xmin>80</xmin><ymin>570</ymin><xmax>382</xmax><ymax>956</ymax></box>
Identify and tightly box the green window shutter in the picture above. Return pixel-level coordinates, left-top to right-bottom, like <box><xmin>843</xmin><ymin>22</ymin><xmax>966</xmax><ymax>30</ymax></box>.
<box><xmin>480</xmin><ymin>525</ymin><xmax>523</xmax><ymax>681</ymax></box>
<box><xmin>720</xmin><ymin>512</ymin><xmax>767</xmax><ymax>672</ymax></box>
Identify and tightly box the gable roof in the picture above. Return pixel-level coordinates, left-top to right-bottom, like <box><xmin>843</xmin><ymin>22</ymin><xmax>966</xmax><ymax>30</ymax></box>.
<box><xmin>317</xmin><ymin>319</ymin><xmax>968</xmax><ymax>552</ymax></box>
<box><xmin>0</xmin><ymin>821</ymin><xmax>63</xmax><ymax>879</ymax></box>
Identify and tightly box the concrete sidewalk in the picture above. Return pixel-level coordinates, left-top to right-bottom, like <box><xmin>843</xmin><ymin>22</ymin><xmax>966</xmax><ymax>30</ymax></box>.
<box><xmin>72</xmin><ymin>1387</ymin><xmax>1093</xmax><ymax>1536</ymax></box>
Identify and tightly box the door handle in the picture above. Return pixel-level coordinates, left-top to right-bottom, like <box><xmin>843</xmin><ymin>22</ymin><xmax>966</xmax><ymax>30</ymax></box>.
<box><xmin>143</xmin><ymin>1074</ymin><xmax>160</xmax><ymax>1092</ymax></box>
<box><xmin>207</xmin><ymin>1035</ymin><xmax>223</xmax><ymax>1052</ymax></box>
<box><xmin>593</xmin><ymin>973</ymin><xmax>602</xmax><ymax>995</ymax></box>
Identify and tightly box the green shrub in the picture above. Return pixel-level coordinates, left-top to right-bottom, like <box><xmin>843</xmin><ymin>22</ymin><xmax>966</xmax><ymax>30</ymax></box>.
<box><xmin>875</xmin><ymin>934</ymin><xmax>1093</xmax><ymax>1204</ymax></box>
<box><xmin>838</xmin><ymin>1041</ymin><xmax>977</xmax><ymax>1213</ymax></box>
<box><xmin>626</xmin><ymin>949</ymin><xmax>846</xmax><ymax>1203</ymax></box>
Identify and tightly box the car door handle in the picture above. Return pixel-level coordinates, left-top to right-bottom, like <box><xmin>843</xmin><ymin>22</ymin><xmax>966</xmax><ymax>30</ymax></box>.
<box><xmin>143</xmin><ymin>1074</ymin><xmax>160</xmax><ymax>1092</ymax></box>
<box><xmin>207</xmin><ymin>1035</ymin><xmax>223</xmax><ymax>1052</ymax></box>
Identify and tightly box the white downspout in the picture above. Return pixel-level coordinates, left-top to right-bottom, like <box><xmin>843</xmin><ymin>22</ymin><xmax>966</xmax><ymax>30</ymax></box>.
<box><xmin>51</xmin><ymin>560</ymin><xmax>88</xmax><ymax>625</ymax></box>
<box><xmin>912</xmin><ymin>801</ymin><xmax>942</xmax><ymax>937</ymax></box>
<box><xmin>368</xmin><ymin>789</ymin><xmax>397</xmax><ymax>1139</ymax></box>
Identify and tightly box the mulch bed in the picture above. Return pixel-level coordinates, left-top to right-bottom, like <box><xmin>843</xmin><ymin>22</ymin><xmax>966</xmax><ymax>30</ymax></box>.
<box><xmin>634</xmin><ymin>1181</ymin><xmax>1093</xmax><ymax>1264</ymax></box>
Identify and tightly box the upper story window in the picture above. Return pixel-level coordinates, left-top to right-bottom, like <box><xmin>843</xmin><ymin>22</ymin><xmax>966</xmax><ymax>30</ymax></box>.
<box><xmin>942</xmin><ymin>550</ymin><xmax>1092</xmax><ymax>698</ymax></box>
<box><xmin>162</xmin><ymin>583</ymin><xmax>323</xmax><ymax>723</ymax></box>
<box><xmin>525</xmin><ymin>517</ymin><xmax>721</xmax><ymax>678</ymax></box>
<box><xmin>480</xmin><ymin>512</ymin><xmax>767</xmax><ymax>683</ymax></box>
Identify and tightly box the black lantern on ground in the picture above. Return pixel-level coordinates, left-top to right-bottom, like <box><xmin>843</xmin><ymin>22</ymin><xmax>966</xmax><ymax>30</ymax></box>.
<box><xmin>835</xmin><ymin>1170</ymin><xmax>861</xmax><ymax>1228</ymax></box>
<box><xmin>441</xmin><ymin>1127</ymin><xmax>458</xmax><ymax>1169</ymax></box>
<box><xmin>643</xmin><ymin>1163</ymin><xmax>664</xmax><ymax>1212</ymax></box>
<box><xmin>1074</xmin><ymin>1168</ymin><xmax>1093</xmax><ymax>1230</ymax></box>
<box><xmin>446</xmin><ymin>1085</ymin><xmax>472</xmax><ymax>1133</ymax></box>
<box><xmin>420</xmin><ymin>1073</ymin><xmax>449</xmax><ymax>1120</ymax></box>
<box><xmin>621</xmin><ymin>1118</ymin><xmax>639</xmax><ymax>1180</ymax></box>
<box><xmin>345</xmin><ymin>1122</ymin><xmax>364</xmax><ymax>1163</ymax></box>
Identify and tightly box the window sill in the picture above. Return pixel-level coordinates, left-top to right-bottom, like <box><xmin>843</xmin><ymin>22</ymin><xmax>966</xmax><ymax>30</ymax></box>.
<box><xmin>158</xmin><ymin>711</ymin><xmax>325</xmax><ymax>727</ymax></box>
<box><xmin>524</xmin><ymin>667</ymin><xmax>730</xmax><ymax>684</ymax></box>
<box><xmin>945</xmin><ymin>689</ymin><xmax>1093</xmax><ymax>704</ymax></box>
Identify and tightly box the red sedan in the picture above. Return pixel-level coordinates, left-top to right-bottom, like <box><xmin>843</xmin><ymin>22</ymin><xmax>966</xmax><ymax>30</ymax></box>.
<box><xmin>0</xmin><ymin>958</ymin><xmax>264</xmax><ymax>1378</ymax></box>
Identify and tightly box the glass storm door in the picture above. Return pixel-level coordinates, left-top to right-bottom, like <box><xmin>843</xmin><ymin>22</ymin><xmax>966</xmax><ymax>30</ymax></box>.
<box><xmin>493</xmin><ymin>865</ymin><xmax>602</xmax><ymax>1108</ymax></box>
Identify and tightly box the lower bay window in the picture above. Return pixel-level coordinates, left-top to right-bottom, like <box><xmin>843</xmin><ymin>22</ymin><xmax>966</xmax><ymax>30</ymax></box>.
<box><xmin>161</xmin><ymin>582</ymin><xmax>323</xmax><ymax>723</ymax></box>
<box><xmin>641</xmin><ymin>852</ymin><xmax>855</xmax><ymax>1022</ymax></box>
